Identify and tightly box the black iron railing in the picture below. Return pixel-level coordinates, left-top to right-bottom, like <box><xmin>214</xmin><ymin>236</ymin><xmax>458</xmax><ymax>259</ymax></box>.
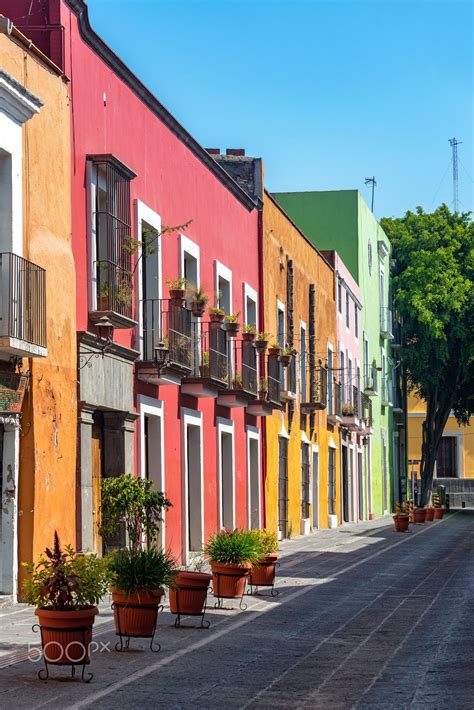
<box><xmin>0</xmin><ymin>253</ymin><xmax>46</xmax><ymax>349</ymax></box>
<box><xmin>141</xmin><ymin>298</ymin><xmax>192</xmax><ymax>372</ymax></box>
<box><xmin>191</xmin><ymin>323</ymin><xmax>228</xmax><ymax>385</ymax></box>
<box><xmin>267</xmin><ymin>354</ymin><xmax>281</xmax><ymax>406</ymax></box>
<box><xmin>362</xmin><ymin>393</ymin><xmax>373</xmax><ymax>427</ymax></box>
<box><xmin>301</xmin><ymin>366</ymin><xmax>327</xmax><ymax>409</ymax></box>
<box><xmin>286</xmin><ymin>352</ymin><xmax>297</xmax><ymax>394</ymax></box>
<box><xmin>228</xmin><ymin>340</ymin><xmax>257</xmax><ymax>396</ymax></box>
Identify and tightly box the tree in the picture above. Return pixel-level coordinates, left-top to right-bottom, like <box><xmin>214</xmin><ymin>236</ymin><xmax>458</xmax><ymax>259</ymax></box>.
<box><xmin>381</xmin><ymin>205</ymin><xmax>473</xmax><ymax>505</ymax></box>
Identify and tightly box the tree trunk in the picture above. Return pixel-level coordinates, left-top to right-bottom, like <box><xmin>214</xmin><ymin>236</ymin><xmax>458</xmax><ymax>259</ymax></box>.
<box><xmin>419</xmin><ymin>388</ymin><xmax>453</xmax><ymax>506</ymax></box>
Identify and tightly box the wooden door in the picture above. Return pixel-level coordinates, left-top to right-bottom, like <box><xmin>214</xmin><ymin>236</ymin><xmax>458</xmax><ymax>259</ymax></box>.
<box><xmin>91</xmin><ymin>422</ymin><xmax>103</xmax><ymax>554</ymax></box>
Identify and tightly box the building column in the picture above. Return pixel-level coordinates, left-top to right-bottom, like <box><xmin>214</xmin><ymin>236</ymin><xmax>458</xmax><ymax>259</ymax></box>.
<box><xmin>78</xmin><ymin>405</ymin><xmax>94</xmax><ymax>552</ymax></box>
<box><xmin>0</xmin><ymin>415</ymin><xmax>21</xmax><ymax>598</ymax></box>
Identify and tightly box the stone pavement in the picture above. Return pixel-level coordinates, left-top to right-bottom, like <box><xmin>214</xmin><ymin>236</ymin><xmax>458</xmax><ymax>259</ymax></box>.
<box><xmin>0</xmin><ymin>511</ymin><xmax>473</xmax><ymax>709</ymax></box>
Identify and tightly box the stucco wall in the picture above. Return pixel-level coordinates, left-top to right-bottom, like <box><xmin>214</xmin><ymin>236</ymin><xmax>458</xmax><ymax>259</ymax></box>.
<box><xmin>0</xmin><ymin>35</ymin><xmax>76</xmax><ymax>575</ymax></box>
<box><xmin>263</xmin><ymin>193</ymin><xmax>339</xmax><ymax>534</ymax></box>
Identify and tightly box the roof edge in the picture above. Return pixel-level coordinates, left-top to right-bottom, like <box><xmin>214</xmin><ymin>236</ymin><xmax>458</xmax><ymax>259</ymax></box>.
<box><xmin>65</xmin><ymin>0</ymin><xmax>257</xmax><ymax>212</ymax></box>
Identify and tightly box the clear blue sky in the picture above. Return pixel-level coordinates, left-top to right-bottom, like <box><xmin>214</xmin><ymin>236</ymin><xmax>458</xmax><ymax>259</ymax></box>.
<box><xmin>88</xmin><ymin>0</ymin><xmax>473</xmax><ymax>218</ymax></box>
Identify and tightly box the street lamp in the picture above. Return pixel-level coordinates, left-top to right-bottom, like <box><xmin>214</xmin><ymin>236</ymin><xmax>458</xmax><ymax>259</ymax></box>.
<box><xmin>154</xmin><ymin>341</ymin><xmax>169</xmax><ymax>372</ymax></box>
<box><xmin>96</xmin><ymin>315</ymin><xmax>114</xmax><ymax>344</ymax></box>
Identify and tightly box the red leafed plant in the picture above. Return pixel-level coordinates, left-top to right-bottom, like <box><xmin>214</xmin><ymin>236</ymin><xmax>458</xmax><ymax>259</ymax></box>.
<box><xmin>41</xmin><ymin>531</ymin><xmax>79</xmax><ymax>610</ymax></box>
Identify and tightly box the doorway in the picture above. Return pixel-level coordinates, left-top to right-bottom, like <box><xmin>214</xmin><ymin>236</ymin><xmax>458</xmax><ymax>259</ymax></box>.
<box><xmin>328</xmin><ymin>447</ymin><xmax>336</xmax><ymax>517</ymax></box>
<box><xmin>278</xmin><ymin>437</ymin><xmax>289</xmax><ymax>538</ymax></box>
<box><xmin>144</xmin><ymin>413</ymin><xmax>164</xmax><ymax>548</ymax></box>
<box><xmin>248</xmin><ymin>434</ymin><xmax>260</xmax><ymax>529</ymax></box>
<box><xmin>358</xmin><ymin>451</ymin><xmax>364</xmax><ymax>520</ymax></box>
<box><xmin>301</xmin><ymin>443</ymin><xmax>310</xmax><ymax>520</ymax></box>
<box><xmin>91</xmin><ymin>415</ymin><xmax>104</xmax><ymax>555</ymax></box>
<box><xmin>312</xmin><ymin>449</ymin><xmax>319</xmax><ymax>529</ymax></box>
<box><xmin>342</xmin><ymin>445</ymin><xmax>350</xmax><ymax>523</ymax></box>
<box><xmin>436</xmin><ymin>437</ymin><xmax>458</xmax><ymax>477</ymax></box>
<box><xmin>186</xmin><ymin>423</ymin><xmax>203</xmax><ymax>553</ymax></box>
<box><xmin>220</xmin><ymin>430</ymin><xmax>234</xmax><ymax>530</ymax></box>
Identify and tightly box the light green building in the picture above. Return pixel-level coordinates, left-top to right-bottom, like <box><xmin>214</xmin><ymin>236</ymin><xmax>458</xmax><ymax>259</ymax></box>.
<box><xmin>273</xmin><ymin>189</ymin><xmax>405</xmax><ymax>518</ymax></box>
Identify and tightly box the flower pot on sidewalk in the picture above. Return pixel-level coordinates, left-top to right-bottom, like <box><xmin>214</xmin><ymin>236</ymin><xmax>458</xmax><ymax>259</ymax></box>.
<box><xmin>111</xmin><ymin>588</ymin><xmax>165</xmax><ymax>639</ymax></box>
<box><xmin>211</xmin><ymin>562</ymin><xmax>251</xmax><ymax>600</ymax></box>
<box><xmin>433</xmin><ymin>508</ymin><xmax>445</xmax><ymax>520</ymax></box>
<box><xmin>35</xmin><ymin>607</ymin><xmax>98</xmax><ymax>665</ymax></box>
<box><xmin>169</xmin><ymin>571</ymin><xmax>212</xmax><ymax>626</ymax></box>
<box><xmin>413</xmin><ymin>508</ymin><xmax>427</xmax><ymax>524</ymax></box>
<box><xmin>393</xmin><ymin>514</ymin><xmax>409</xmax><ymax>532</ymax></box>
<box><xmin>425</xmin><ymin>508</ymin><xmax>435</xmax><ymax>522</ymax></box>
<box><xmin>250</xmin><ymin>553</ymin><xmax>279</xmax><ymax>586</ymax></box>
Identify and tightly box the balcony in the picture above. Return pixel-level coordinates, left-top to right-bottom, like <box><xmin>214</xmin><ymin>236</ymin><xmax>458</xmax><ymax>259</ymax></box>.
<box><xmin>136</xmin><ymin>299</ymin><xmax>192</xmax><ymax>385</ymax></box>
<box><xmin>247</xmin><ymin>351</ymin><xmax>281</xmax><ymax>416</ymax></box>
<box><xmin>380</xmin><ymin>307</ymin><xmax>394</xmax><ymax>340</ymax></box>
<box><xmin>280</xmin><ymin>351</ymin><xmax>297</xmax><ymax>402</ymax></box>
<box><xmin>181</xmin><ymin>322</ymin><xmax>229</xmax><ymax>398</ymax></box>
<box><xmin>361</xmin><ymin>393</ymin><xmax>373</xmax><ymax>433</ymax></box>
<box><xmin>92</xmin><ymin>260</ymin><xmax>136</xmax><ymax>329</ymax></box>
<box><xmin>363</xmin><ymin>366</ymin><xmax>378</xmax><ymax>396</ymax></box>
<box><xmin>381</xmin><ymin>376</ymin><xmax>390</xmax><ymax>407</ymax></box>
<box><xmin>327</xmin><ymin>381</ymin><xmax>342</xmax><ymax>425</ymax></box>
<box><xmin>217</xmin><ymin>340</ymin><xmax>258</xmax><ymax>408</ymax></box>
<box><xmin>341</xmin><ymin>385</ymin><xmax>361</xmax><ymax>430</ymax></box>
<box><xmin>301</xmin><ymin>366</ymin><xmax>327</xmax><ymax>413</ymax></box>
<box><xmin>0</xmin><ymin>253</ymin><xmax>47</xmax><ymax>357</ymax></box>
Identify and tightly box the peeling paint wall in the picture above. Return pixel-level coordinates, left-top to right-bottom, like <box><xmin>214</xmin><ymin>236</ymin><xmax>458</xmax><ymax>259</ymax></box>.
<box><xmin>0</xmin><ymin>34</ymin><xmax>76</xmax><ymax>586</ymax></box>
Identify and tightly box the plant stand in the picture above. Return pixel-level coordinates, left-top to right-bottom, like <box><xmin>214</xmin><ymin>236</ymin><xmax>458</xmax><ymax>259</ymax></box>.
<box><xmin>32</xmin><ymin>622</ymin><xmax>93</xmax><ymax>683</ymax></box>
<box><xmin>172</xmin><ymin>583</ymin><xmax>211</xmax><ymax>629</ymax></box>
<box><xmin>248</xmin><ymin>561</ymin><xmax>280</xmax><ymax>597</ymax></box>
<box><xmin>111</xmin><ymin>601</ymin><xmax>164</xmax><ymax>652</ymax></box>
<box><xmin>212</xmin><ymin>570</ymin><xmax>249</xmax><ymax>611</ymax></box>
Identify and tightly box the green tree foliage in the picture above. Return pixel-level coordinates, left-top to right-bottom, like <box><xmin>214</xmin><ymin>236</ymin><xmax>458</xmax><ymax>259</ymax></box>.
<box><xmin>381</xmin><ymin>205</ymin><xmax>473</xmax><ymax>504</ymax></box>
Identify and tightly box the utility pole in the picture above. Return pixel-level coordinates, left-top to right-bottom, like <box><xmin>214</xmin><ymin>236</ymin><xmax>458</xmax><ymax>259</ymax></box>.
<box><xmin>364</xmin><ymin>176</ymin><xmax>377</xmax><ymax>212</ymax></box>
<box><xmin>449</xmin><ymin>137</ymin><xmax>461</xmax><ymax>212</ymax></box>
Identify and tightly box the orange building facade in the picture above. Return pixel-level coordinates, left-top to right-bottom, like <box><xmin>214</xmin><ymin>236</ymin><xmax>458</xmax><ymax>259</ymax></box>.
<box><xmin>0</xmin><ymin>25</ymin><xmax>76</xmax><ymax>601</ymax></box>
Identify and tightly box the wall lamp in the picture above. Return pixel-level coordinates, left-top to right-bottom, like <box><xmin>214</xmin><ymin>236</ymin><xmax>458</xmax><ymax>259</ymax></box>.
<box><xmin>78</xmin><ymin>316</ymin><xmax>115</xmax><ymax>369</ymax></box>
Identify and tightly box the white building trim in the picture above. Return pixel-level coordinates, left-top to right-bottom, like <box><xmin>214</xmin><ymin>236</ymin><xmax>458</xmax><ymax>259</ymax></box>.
<box><xmin>217</xmin><ymin>417</ymin><xmax>235</xmax><ymax>530</ymax></box>
<box><xmin>181</xmin><ymin>408</ymin><xmax>204</xmax><ymax>561</ymax></box>
<box><xmin>138</xmin><ymin>395</ymin><xmax>166</xmax><ymax>548</ymax></box>
<box><xmin>246</xmin><ymin>425</ymin><xmax>261</xmax><ymax>529</ymax></box>
<box><xmin>134</xmin><ymin>200</ymin><xmax>162</xmax><ymax>357</ymax></box>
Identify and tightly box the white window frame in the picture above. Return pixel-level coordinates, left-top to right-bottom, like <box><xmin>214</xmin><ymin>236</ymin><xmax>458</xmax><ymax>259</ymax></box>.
<box><xmin>214</xmin><ymin>260</ymin><xmax>232</xmax><ymax>312</ymax></box>
<box><xmin>246</xmin><ymin>425</ymin><xmax>261</xmax><ymax>529</ymax></box>
<box><xmin>327</xmin><ymin>342</ymin><xmax>334</xmax><ymax>414</ymax></box>
<box><xmin>138</xmin><ymin>395</ymin><xmax>165</xmax><ymax>547</ymax></box>
<box><xmin>337</xmin><ymin>278</ymin><xmax>342</xmax><ymax>317</ymax></box>
<box><xmin>217</xmin><ymin>417</ymin><xmax>235</xmax><ymax>530</ymax></box>
<box><xmin>134</xmin><ymin>200</ymin><xmax>162</xmax><ymax>357</ymax></box>
<box><xmin>345</xmin><ymin>290</ymin><xmax>350</xmax><ymax>332</ymax></box>
<box><xmin>180</xmin><ymin>234</ymin><xmax>200</xmax><ymax>288</ymax></box>
<box><xmin>243</xmin><ymin>282</ymin><xmax>258</xmax><ymax>328</ymax></box>
<box><xmin>277</xmin><ymin>299</ymin><xmax>286</xmax><ymax>346</ymax></box>
<box><xmin>354</xmin><ymin>303</ymin><xmax>359</xmax><ymax>341</ymax></box>
<box><xmin>181</xmin><ymin>408</ymin><xmax>204</xmax><ymax>562</ymax></box>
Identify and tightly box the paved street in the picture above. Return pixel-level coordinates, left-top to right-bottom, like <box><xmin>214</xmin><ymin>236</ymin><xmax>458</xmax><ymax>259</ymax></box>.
<box><xmin>0</xmin><ymin>511</ymin><xmax>473</xmax><ymax>709</ymax></box>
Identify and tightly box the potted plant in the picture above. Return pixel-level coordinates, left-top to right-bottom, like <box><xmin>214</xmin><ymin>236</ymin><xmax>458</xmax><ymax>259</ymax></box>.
<box><xmin>255</xmin><ymin>332</ymin><xmax>270</xmax><ymax>352</ymax></box>
<box><xmin>233</xmin><ymin>372</ymin><xmax>243</xmax><ymax>390</ymax></box>
<box><xmin>99</xmin><ymin>474</ymin><xmax>173</xmax><ymax>650</ymax></box>
<box><xmin>425</xmin><ymin>507</ymin><xmax>435</xmax><ymax>522</ymax></box>
<box><xmin>242</xmin><ymin>324</ymin><xmax>256</xmax><ymax>343</ymax></box>
<box><xmin>166</xmin><ymin>277</ymin><xmax>186</xmax><ymax>301</ymax></box>
<box><xmin>268</xmin><ymin>342</ymin><xmax>281</xmax><ymax>357</ymax></box>
<box><xmin>258</xmin><ymin>377</ymin><xmax>268</xmax><ymax>400</ymax></box>
<box><xmin>189</xmin><ymin>286</ymin><xmax>208</xmax><ymax>317</ymax></box>
<box><xmin>249</xmin><ymin>530</ymin><xmax>280</xmax><ymax>593</ymax></box>
<box><xmin>200</xmin><ymin>350</ymin><xmax>210</xmax><ymax>377</ymax></box>
<box><xmin>116</xmin><ymin>280</ymin><xmax>132</xmax><ymax>307</ymax></box>
<box><xmin>433</xmin><ymin>507</ymin><xmax>445</xmax><ymax>519</ymax></box>
<box><xmin>209</xmin><ymin>307</ymin><xmax>225</xmax><ymax>323</ymax></box>
<box><xmin>23</xmin><ymin>532</ymin><xmax>111</xmax><ymax>681</ymax></box>
<box><xmin>413</xmin><ymin>507</ymin><xmax>427</xmax><ymax>524</ymax></box>
<box><xmin>99</xmin><ymin>281</ymin><xmax>109</xmax><ymax>311</ymax></box>
<box><xmin>224</xmin><ymin>312</ymin><xmax>241</xmax><ymax>337</ymax></box>
<box><xmin>279</xmin><ymin>347</ymin><xmax>293</xmax><ymax>367</ymax></box>
<box><xmin>342</xmin><ymin>403</ymin><xmax>355</xmax><ymax>416</ymax></box>
<box><xmin>168</xmin><ymin>556</ymin><xmax>212</xmax><ymax>628</ymax></box>
<box><xmin>204</xmin><ymin>529</ymin><xmax>264</xmax><ymax>606</ymax></box>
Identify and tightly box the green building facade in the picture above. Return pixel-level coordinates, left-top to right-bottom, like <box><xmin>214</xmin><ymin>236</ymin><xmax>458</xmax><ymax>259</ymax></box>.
<box><xmin>273</xmin><ymin>189</ymin><xmax>401</xmax><ymax>518</ymax></box>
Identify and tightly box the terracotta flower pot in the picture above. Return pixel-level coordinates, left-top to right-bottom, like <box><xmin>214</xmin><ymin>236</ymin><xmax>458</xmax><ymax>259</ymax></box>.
<box><xmin>191</xmin><ymin>300</ymin><xmax>206</xmax><ymax>317</ymax></box>
<box><xmin>169</xmin><ymin>571</ymin><xmax>212</xmax><ymax>616</ymax></box>
<box><xmin>34</xmin><ymin>606</ymin><xmax>98</xmax><ymax>664</ymax></box>
<box><xmin>393</xmin><ymin>514</ymin><xmax>409</xmax><ymax>532</ymax></box>
<box><xmin>225</xmin><ymin>322</ymin><xmax>240</xmax><ymax>337</ymax></box>
<box><xmin>433</xmin><ymin>508</ymin><xmax>445</xmax><ymax>520</ymax></box>
<box><xmin>210</xmin><ymin>312</ymin><xmax>225</xmax><ymax>323</ymax></box>
<box><xmin>255</xmin><ymin>340</ymin><xmax>268</xmax><ymax>352</ymax></box>
<box><xmin>111</xmin><ymin>588</ymin><xmax>164</xmax><ymax>637</ymax></box>
<box><xmin>279</xmin><ymin>354</ymin><xmax>290</xmax><ymax>367</ymax></box>
<box><xmin>168</xmin><ymin>288</ymin><xmax>185</xmax><ymax>302</ymax></box>
<box><xmin>268</xmin><ymin>347</ymin><xmax>280</xmax><ymax>357</ymax></box>
<box><xmin>250</xmin><ymin>553</ymin><xmax>279</xmax><ymax>586</ymax></box>
<box><xmin>242</xmin><ymin>332</ymin><xmax>256</xmax><ymax>343</ymax></box>
<box><xmin>210</xmin><ymin>562</ymin><xmax>250</xmax><ymax>599</ymax></box>
<box><xmin>413</xmin><ymin>508</ymin><xmax>427</xmax><ymax>524</ymax></box>
<box><xmin>425</xmin><ymin>508</ymin><xmax>435</xmax><ymax>522</ymax></box>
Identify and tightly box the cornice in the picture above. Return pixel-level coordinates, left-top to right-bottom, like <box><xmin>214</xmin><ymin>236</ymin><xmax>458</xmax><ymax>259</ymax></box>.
<box><xmin>65</xmin><ymin>0</ymin><xmax>257</xmax><ymax>212</ymax></box>
<box><xmin>0</xmin><ymin>68</ymin><xmax>43</xmax><ymax>124</ymax></box>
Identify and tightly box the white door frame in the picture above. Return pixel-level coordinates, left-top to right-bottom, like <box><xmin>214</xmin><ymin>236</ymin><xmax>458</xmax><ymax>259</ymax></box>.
<box><xmin>138</xmin><ymin>395</ymin><xmax>165</xmax><ymax>548</ymax></box>
<box><xmin>134</xmin><ymin>200</ymin><xmax>162</xmax><ymax>357</ymax></box>
<box><xmin>246</xmin><ymin>425</ymin><xmax>261</xmax><ymax>529</ymax></box>
<box><xmin>217</xmin><ymin>417</ymin><xmax>235</xmax><ymax>530</ymax></box>
<box><xmin>181</xmin><ymin>408</ymin><xmax>204</xmax><ymax>562</ymax></box>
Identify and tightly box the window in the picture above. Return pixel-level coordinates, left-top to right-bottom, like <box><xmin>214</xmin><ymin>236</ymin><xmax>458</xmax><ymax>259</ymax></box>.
<box><xmin>436</xmin><ymin>437</ymin><xmax>457</xmax><ymax>478</ymax></box>
<box><xmin>337</xmin><ymin>280</ymin><xmax>342</xmax><ymax>314</ymax></box>
<box><xmin>354</xmin><ymin>304</ymin><xmax>359</xmax><ymax>338</ymax></box>
<box><xmin>328</xmin><ymin>447</ymin><xmax>336</xmax><ymax>516</ymax></box>
<box><xmin>0</xmin><ymin>149</ymin><xmax>13</xmax><ymax>251</ymax></box>
<box><xmin>300</xmin><ymin>322</ymin><xmax>307</xmax><ymax>401</ymax></box>
<box><xmin>243</xmin><ymin>283</ymin><xmax>257</xmax><ymax>328</ymax></box>
<box><xmin>327</xmin><ymin>346</ymin><xmax>334</xmax><ymax>414</ymax></box>
<box><xmin>301</xmin><ymin>443</ymin><xmax>310</xmax><ymax>519</ymax></box>
<box><xmin>340</xmin><ymin>349</ymin><xmax>345</xmax><ymax>402</ymax></box>
<box><xmin>277</xmin><ymin>301</ymin><xmax>285</xmax><ymax>346</ymax></box>
<box><xmin>348</xmin><ymin>357</ymin><xmax>353</xmax><ymax>404</ymax></box>
<box><xmin>215</xmin><ymin>260</ymin><xmax>232</xmax><ymax>314</ymax></box>
<box><xmin>363</xmin><ymin>335</ymin><xmax>370</xmax><ymax>388</ymax></box>
<box><xmin>88</xmin><ymin>156</ymin><xmax>135</xmax><ymax>318</ymax></box>
<box><xmin>379</xmin><ymin>267</ymin><xmax>385</xmax><ymax>313</ymax></box>
<box><xmin>345</xmin><ymin>291</ymin><xmax>350</xmax><ymax>329</ymax></box>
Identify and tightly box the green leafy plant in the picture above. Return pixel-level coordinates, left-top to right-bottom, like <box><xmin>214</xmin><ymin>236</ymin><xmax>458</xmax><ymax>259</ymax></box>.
<box><xmin>116</xmin><ymin>280</ymin><xmax>132</xmax><ymax>305</ymax></box>
<box><xmin>233</xmin><ymin>373</ymin><xmax>243</xmax><ymax>389</ymax></box>
<box><xmin>99</xmin><ymin>474</ymin><xmax>171</xmax><ymax>552</ymax></box>
<box><xmin>270</xmin><ymin>343</ymin><xmax>281</xmax><ymax>350</ymax></box>
<box><xmin>225</xmin><ymin>311</ymin><xmax>240</xmax><ymax>323</ymax></box>
<box><xmin>166</xmin><ymin>277</ymin><xmax>186</xmax><ymax>290</ymax></box>
<box><xmin>209</xmin><ymin>307</ymin><xmax>225</xmax><ymax>316</ymax></box>
<box><xmin>250</xmin><ymin>529</ymin><xmax>279</xmax><ymax>554</ymax></box>
<box><xmin>108</xmin><ymin>548</ymin><xmax>177</xmax><ymax>595</ymax></box>
<box><xmin>259</xmin><ymin>377</ymin><xmax>268</xmax><ymax>393</ymax></box>
<box><xmin>342</xmin><ymin>403</ymin><xmax>355</xmax><ymax>416</ymax></box>
<box><xmin>204</xmin><ymin>529</ymin><xmax>264</xmax><ymax>565</ymax></box>
<box><xmin>201</xmin><ymin>351</ymin><xmax>210</xmax><ymax>367</ymax></box>
<box><xmin>242</xmin><ymin>324</ymin><xmax>257</xmax><ymax>334</ymax></box>
<box><xmin>22</xmin><ymin>532</ymin><xmax>111</xmax><ymax>610</ymax></box>
<box><xmin>189</xmin><ymin>285</ymin><xmax>208</xmax><ymax>303</ymax></box>
<box><xmin>256</xmin><ymin>332</ymin><xmax>271</xmax><ymax>342</ymax></box>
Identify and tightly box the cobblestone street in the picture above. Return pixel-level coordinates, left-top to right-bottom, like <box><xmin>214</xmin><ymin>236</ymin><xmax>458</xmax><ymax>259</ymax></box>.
<box><xmin>1</xmin><ymin>511</ymin><xmax>473</xmax><ymax>709</ymax></box>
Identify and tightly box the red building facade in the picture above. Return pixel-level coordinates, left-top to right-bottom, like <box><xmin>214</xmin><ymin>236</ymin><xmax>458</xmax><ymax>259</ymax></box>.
<box><xmin>2</xmin><ymin>0</ymin><xmax>266</xmax><ymax>562</ymax></box>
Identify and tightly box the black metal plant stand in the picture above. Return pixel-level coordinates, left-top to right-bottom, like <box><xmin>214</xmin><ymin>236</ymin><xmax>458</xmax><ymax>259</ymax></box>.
<box><xmin>172</xmin><ymin>584</ymin><xmax>211</xmax><ymax>629</ymax></box>
<box><xmin>32</xmin><ymin>623</ymin><xmax>93</xmax><ymax>683</ymax></box>
<box><xmin>212</xmin><ymin>570</ymin><xmax>249</xmax><ymax>611</ymax></box>
<box><xmin>111</xmin><ymin>602</ymin><xmax>164</xmax><ymax>652</ymax></box>
<box><xmin>248</xmin><ymin>561</ymin><xmax>280</xmax><ymax>597</ymax></box>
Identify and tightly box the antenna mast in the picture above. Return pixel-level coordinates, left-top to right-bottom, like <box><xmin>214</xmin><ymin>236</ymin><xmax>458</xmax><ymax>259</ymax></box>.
<box><xmin>364</xmin><ymin>176</ymin><xmax>377</xmax><ymax>212</ymax></box>
<box><xmin>448</xmin><ymin>138</ymin><xmax>461</xmax><ymax>212</ymax></box>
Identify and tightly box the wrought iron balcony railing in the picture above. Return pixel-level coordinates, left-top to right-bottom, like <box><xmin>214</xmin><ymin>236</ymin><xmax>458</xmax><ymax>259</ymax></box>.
<box><xmin>267</xmin><ymin>353</ymin><xmax>281</xmax><ymax>407</ymax></box>
<box><xmin>190</xmin><ymin>322</ymin><xmax>229</xmax><ymax>386</ymax></box>
<box><xmin>140</xmin><ymin>298</ymin><xmax>193</xmax><ymax>373</ymax></box>
<box><xmin>0</xmin><ymin>252</ymin><xmax>47</xmax><ymax>352</ymax></box>
<box><xmin>380</xmin><ymin>307</ymin><xmax>394</xmax><ymax>339</ymax></box>
<box><xmin>362</xmin><ymin>393</ymin><xmax>373</xmax><ymax>428</ymax></box>
<box><xmin>95</xmin><ymin>259</ymin><xmax>134</xmax><ymax>323</ymax></box>
<box><xmin>227</xmin><ymin>339</ymin><xmax>258</xmax><ymax>396</ymax></box>
<box><xmin>301</xmin><ymin>366</ymin><xmax>327</xmax><ymax>411</ymax></box>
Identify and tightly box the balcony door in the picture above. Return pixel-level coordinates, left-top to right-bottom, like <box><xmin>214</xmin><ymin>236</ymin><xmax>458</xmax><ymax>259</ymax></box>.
<box><xmin>91</xmin><ymin>418</ymin><xmax>104</xmax><ymax>556</ymax></box>
<box><xmin>312</xmin><ymin>449</ymin><xmax>319</xmax><ymax>529</ymax></box>
<box><xmin>219</xmin><ymin>424</ymin><xmax>235</xmax><ymax>530</ymax></box>
<box><xmin>278</xmin><ymin>437</ymin><xmax>289</xmax><ymax>539</ymax></box>
<box><xmin>342</xmin><ymin>445</ymin><xmax>350</xmax><ymax>523</ymax></box>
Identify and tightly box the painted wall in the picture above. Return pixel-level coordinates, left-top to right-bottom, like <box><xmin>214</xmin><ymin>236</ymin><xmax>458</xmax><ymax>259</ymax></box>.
<box><xmin>0</xmin><ymin>35</ymin><xmax>77</xmax><ymax>577</ymax></box>
<box><xmin>273</xmin><ymin>189</ymin><xmax>395</xmax><ymax>519</ymax></box>
<box><xmin>263</xmin><ymin>192</ymin><xmax>339</xmax><ymax>535</ymax></box>
<box><xmin>408</xmin><ymin>395</ymin><xmax>474</xmax><ymax>480</ymax></box>
<box><xmin>6</xmin><ymin>0</ymin><xmax>260</xmax><ymax>562</ymax></box>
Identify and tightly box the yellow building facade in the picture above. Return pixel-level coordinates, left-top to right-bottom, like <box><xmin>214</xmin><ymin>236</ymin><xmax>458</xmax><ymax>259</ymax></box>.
<box><xmin>0</xmin><ymin>26</ymin><xmax>76</xmax><ymax>600</ymax></box>
<box><xmin>263</xmin><ymin>192</ymin><xmax>340</xmax><ymax>537</ymax></box>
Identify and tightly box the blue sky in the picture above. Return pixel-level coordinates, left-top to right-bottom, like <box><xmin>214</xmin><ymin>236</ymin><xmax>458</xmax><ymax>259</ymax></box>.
<box><xmin>88</xmin><ymin>0</ymin><xmax>473</xmax><ymax>218</ymax></box>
